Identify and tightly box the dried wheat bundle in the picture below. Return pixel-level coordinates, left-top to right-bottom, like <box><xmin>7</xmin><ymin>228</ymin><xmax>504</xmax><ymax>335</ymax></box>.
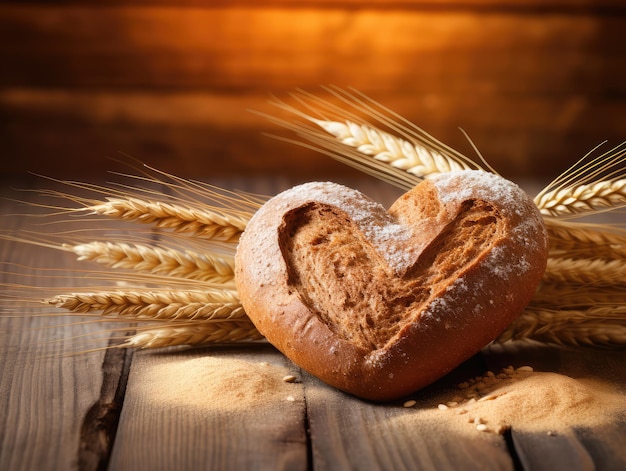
<box><xmin>516</xmin><ymin>142</ymin><xmax>625</xmax><ymax>346</ymax></box>
<box><xmin>2</xmin><ymin>87</ymin><xmax>624</xmax><ymax>351</ymax></box>
<box><xmin>506</xmin><ymin>251</ymin><xmax>626</xmax><ymax>347</ymax></box>
<box><xmin>1</xmin><ymin>165</ymin><xmax>261</xmax><ymax>349</ymax></box>
<box><xmin>264</xmin><ymin>88</ymin><xmax>625</xmax><ymax>349</ymax></box>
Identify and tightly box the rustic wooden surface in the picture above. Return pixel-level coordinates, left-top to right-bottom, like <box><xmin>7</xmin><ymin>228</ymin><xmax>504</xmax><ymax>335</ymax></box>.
<box><xmin>1</xmin><ymin>176</ymin><xmax>626</xmax><ymax>471</ymax></box>
<box><xmin>0</xmin><ymin>194</ymin><xmax>109</xmax><ymax>470</ymax></box>
<box><xmin>1</xmin><ymin>0</ymin><xmax>626</xmax><ymax>182</ymax></box>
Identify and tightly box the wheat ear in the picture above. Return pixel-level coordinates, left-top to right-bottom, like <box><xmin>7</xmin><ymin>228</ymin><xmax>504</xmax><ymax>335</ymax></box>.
<box><xmin>497</xmin><ymin>306</ymin><xmax>626</xmax><ymax>348</ymax></box>
<box><xmin>68</xmin><ymin>241</ymin><xmax>235</xmax><ymax>284</ymax></box>
<box><xmin>542</xmin><ymin>257</ymin><xmax>626</xmax><ymax>287</ymax></box>
<box><xmin>262</xmin><ymin>87</ymin><xmax>492</xmax><ymax>189</ymax></box>
<box><xmin>534</xmin><ymin>141</ymin><xmax>626</xmax><ymax>218</ymax></box>
<box><xmin>536</xmin><ymin>179</ymin><xmax>626</xmax><ymax>217</ymax></box>
<box><xmin>88</xmin><ymin>196</ymin><xmax>249</xmax><ymax>242</ymax></box>
<box><xmin>122</xmin><ymin>322</ymin><xmax>264</xmax><ymax>348</ymax></box>
<box><xmin>531</xmin><ymin>285</ymin><xmax>626</xmax><ymax>307</ymax></box>
<box><xmin>310</xmin><ymin>119</ymin><xmax>476</xmax><ymax>178</ymax></box>
<box><xmin>44</xmin><ymin>289</ymin><xmax>244</xmax><ymax>321</ymax></box>
<box><xmin>544</xmin><ymin>219</ymin><xmax>626</xmax><ymax>259</ymax></box>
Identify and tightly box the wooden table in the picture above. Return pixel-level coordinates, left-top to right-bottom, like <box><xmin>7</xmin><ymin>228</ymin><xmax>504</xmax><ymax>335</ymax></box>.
<box><xmin>1</xmin><ymin>176</ymin><xmax>625</xmax><ymax>471</ymax></box>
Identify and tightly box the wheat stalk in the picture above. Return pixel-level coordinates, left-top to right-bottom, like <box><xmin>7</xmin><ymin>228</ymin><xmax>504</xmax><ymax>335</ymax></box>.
<box><xmin>542</xmin><ymin>257</ymin><xmax>626</xmax><ymax>287</ymax></box>
<box><xmin>534</xmin><ymin>141</ymin><xmax>626</xmax><ymax>218</ymax></box>
<box><xmin>68</xmin><ymin>241</ymin><xmax>235</xmax><ymax>284</ymax></box>
<box><xmin>531</xmin><ymin>287</ymin><xmax>626</xmax><ymax>308</ymax></box>
<box><xmin>44</xmin><ymin>289</ymin><xmax>244</xmax><ymax>321</ymax></box>
<box><xmin>312</xmin><ymin>119</ymin><xmax>477</xmax><ymax>178</ymax></box>
<box><xmin>544</xmin><ymin>219</ymin><xmax>626</xmax><ymax>259</ymax></box>
<box><xmin>262</xmin><ymin>87</ymin><xmax>494</xmax><ymax>189</ymax></box>
<box><xmin>535</xmin><ymin>179</ymin><xmax>626</xmax><ymax>217</ymax></box>
<box><xmin>497</xmin><ymin>306</ymin><xmax>626</xmax><ymax>348</ymax></box>
<box><xmin>89</xmin><ymin>196</ymin><xmax>249</xmax><ymax>242</ymax></box>
<box><xmin>122</xmin><ymin>321</ymin><xmax>264</xmax><ymax>348</ymax></box>
<box><xmin>7</xmin><ymin>88</ymin><xmax>625</xmax><ymax>353</ymax></box>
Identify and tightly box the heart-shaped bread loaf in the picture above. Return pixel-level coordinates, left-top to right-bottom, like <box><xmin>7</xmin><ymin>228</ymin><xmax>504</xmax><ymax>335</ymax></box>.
<box><xmin>235</xmin><ymin>170</ymin><xmax>548</xmax><ymax>401</ymax></box>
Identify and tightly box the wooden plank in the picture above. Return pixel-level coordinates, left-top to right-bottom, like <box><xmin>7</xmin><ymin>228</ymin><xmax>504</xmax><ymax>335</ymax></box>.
<box><xmin>103</xmin><ymin>177</ymin><xmax>392</xmax><ymax>470</ymax></box>
<box><xmin>540</xmin><ymin>347</ymin><xmax>626</xmax><ymax>469</ymax></box>
<box><xmin>575</xmin><ymin>424</ymin><xmax>626</xmax><ymax>470</ymax></box>
<box><xmin>0</xmin><ymin>6</ymin><xmax>624</xmax><ymax>95</ymax></box>
<box><xmin>302</xmin><ymin>361</ymin><xmax>515</xmax><ymax>471</ymax></box>
<box><xmin>510</xmin><ymin>430</ymin><xmax>594</xmax><ymax>471</ymax></box>
<box><xmin>108</xmin><ymin>346</ymin><xmax>308</xmax><ymax>470</ymax></box>
<box><xmin>0</xmin><ymin>187</ymin><xmax>113</xmax><ymax>471</ymax></box>
<box><xmin>2</xmin><ymin>5</ymin><xmax>625</xmax><ymax>181</ymax></box>
<box><xmin>1</xmin><ymin>88</ymin><xmax>623</xmax><ymax>181</ymax></box>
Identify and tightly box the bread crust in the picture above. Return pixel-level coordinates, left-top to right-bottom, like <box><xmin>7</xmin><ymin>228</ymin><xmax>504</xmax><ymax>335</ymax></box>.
<box><xmin>235</xmin><ymin>171</ymin><xmax>548</xmax><ymax>401</ymax></box>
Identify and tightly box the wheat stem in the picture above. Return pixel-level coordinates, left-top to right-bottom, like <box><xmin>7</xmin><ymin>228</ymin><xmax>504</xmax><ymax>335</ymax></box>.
<box><xmin>68</xmin><ymin>241</ymin><xmax>235</xmax><ymax>284</ymax></box>
<box><xmin>531</xmin><ymin>288</ymin><xmax>626</xmax><ymax>308</ymax></box>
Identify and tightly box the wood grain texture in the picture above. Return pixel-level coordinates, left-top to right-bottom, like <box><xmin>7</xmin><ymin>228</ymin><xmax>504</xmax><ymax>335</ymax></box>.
<box><xmin>0</xmin><ymin>191</ymin><xmax>109</xmax><ymax>471</ymax></box>
<box><xmin>0</xmin><ymin>6</ymin><xmax>621</xmax><ymax>93</ymax></box>
<box><xmin>108</xmin><ymin>347</ymin><xmax>308</xmax><ymax>471</ymax></box>
<box><xmin>1</xmin><ymin>3</ymin><xmax>625</xmax><ymax>180</ymax></box>
<box><xmin>303</xmin><ymin>370</ymin><xmax>515</xmax><ymax>470</ymax></box>
<box><xmin>510</xmin><ymin>430</ymin><xmax>595</xmax><ymax>471</ymax></box>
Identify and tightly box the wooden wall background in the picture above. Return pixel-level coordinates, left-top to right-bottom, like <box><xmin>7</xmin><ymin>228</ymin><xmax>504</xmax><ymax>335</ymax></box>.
<box><xmin>1</xmin><ymin>0</ymin><xmax>625</xmax><ymax>182</ymax></box>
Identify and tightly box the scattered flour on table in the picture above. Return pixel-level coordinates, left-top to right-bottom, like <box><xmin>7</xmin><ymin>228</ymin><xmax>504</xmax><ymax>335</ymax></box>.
<box><xmin>137</xmin><ymin>355</ymin><xmax>299</xmax><ymax>412</ymax></box>
<box><xmin>136</xmin><ymin>354</ymin><xmax>625</xmax><ymax>434</ymax></box>
<box><xmin>414</xmin><ymin>365</ymin><xmax>626</xmax><ymax>435</ymax></box>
